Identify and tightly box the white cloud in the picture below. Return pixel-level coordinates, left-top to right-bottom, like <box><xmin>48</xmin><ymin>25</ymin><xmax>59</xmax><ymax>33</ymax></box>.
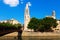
<box><xmin>3</xmin><ymin>0</ymin><xmax>19</xmax><ymax>7</ymax></box>
<box><xmin>28</xmin><ymin>2</ymin><xmax>31</xmax><ymax>6</ymax></box>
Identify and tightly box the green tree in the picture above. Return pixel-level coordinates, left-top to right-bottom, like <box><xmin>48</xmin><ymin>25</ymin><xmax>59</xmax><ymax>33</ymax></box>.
<box><xmin>0</xmin><ymin>22</ymin><xmax>22</xmax><ymax>30</ymax></box>
<box><xmin>38</xmin><ymin>17</ymin><xmax>58</xmax><ymax>32</ymax></box>
<box><xmin>28</xmin><ymin>17</ymin><xmax>39</xmax><ymax>31</ymax></box>
<box><xmin>28</xmin><ymin>17</ymin><xmax>58</xmax><ymax>32</ymax></box>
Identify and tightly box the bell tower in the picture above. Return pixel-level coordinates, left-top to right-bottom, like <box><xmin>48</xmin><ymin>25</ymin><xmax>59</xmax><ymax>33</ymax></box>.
<box><xmin>52</xmin><ymin>10</ymin><xmax>56</xmax><ymax>19</ymax></box>
<box><xmin>24</xmin><ymin>2</ymin><xmax>31</xmax><ymax>31</ymax></box>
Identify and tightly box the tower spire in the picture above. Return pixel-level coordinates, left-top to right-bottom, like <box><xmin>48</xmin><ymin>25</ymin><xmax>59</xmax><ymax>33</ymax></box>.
<box><xmin>24</xmin><ymin>2</ymin><xmax>31</xmax><ymax>31</ymax></box>
<box><xmin>52</xmin><ymin>10</ymin><xmax>56</xmax><ymax>19</ymax></box>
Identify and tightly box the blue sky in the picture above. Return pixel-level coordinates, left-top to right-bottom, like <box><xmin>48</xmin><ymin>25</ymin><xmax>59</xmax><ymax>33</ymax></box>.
<box><xmin>0</xmin><ymin>0</ymin><xmax>60</xmax><ymax>24</ymax></box>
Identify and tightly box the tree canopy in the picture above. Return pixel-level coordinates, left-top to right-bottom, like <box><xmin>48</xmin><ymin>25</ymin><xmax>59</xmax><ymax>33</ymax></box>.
<box><xmin>28</xmin><ymin>17</ymin><xmax>39</xmax><ymax>31</ymax></box>
<box><xmin>0</xmin><ymin>22</ymin><xmax>22</xmax><ymax>30</ymax></box>
<box><xmin>28</xmin><ymin>17</ymin><xmax>58</xmax><ymax>32</ymax></box>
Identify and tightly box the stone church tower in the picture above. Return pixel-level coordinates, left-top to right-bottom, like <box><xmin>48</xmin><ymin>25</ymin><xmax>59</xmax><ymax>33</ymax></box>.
<box><xmin>24</xmin><ymin>2</ymin><xmax>30</xmax><ymax>31</ymax></box>
<box><xmin>52</xmin><ymin>10</ymin><xmax>56</xmax><ymax>19</ymax></box>
<box><xmin>46</xmin><ymin>10</ymin><xmax>56</xmax><ymax>19</ymax></box>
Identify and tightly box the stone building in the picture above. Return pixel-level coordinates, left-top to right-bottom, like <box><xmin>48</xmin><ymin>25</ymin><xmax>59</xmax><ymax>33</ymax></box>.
<box><xmin>0</xmin><ymin>18</ymin><xmax>19</xmax><ymax>25</ymax></box>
